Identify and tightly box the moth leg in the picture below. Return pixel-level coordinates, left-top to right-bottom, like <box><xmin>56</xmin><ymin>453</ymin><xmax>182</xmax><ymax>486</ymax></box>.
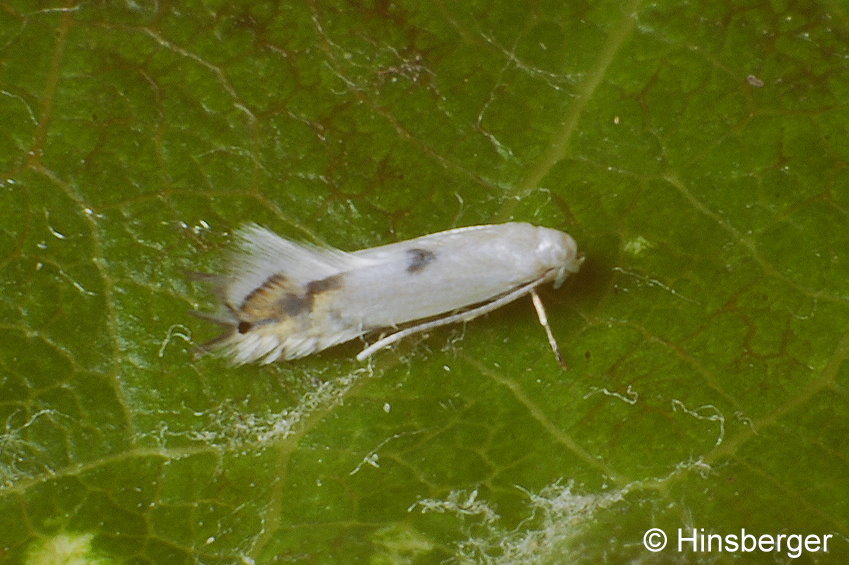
<box><xmin>356</xmin><ymin>278</ymin><xmax>545</xmax><ymax>361</ymax></box>
<box><xmin>531</xmin><ymin>289</ymin><xmax>566</xmax><ymax>370</ymax></box>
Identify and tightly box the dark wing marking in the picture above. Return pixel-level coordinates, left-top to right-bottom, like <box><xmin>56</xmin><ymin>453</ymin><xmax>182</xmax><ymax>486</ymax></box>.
<box><xmin>406</xmin><ymin>248</ymin><xmax>436</xmax><ymax>273</ymax></box>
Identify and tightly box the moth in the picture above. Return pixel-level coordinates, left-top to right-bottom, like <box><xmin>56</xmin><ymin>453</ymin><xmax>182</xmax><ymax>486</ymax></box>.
<box><xmin>195</xmin><ymin>222</ymin><xmax>583</xmax><ymax>366</ymax></box>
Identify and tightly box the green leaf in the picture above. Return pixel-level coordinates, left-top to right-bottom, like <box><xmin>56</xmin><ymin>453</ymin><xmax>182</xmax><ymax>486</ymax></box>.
<box><xmin>2</xmin><ymin>1</ymin><xmax>848</xmax><ymax>563</ymax></box>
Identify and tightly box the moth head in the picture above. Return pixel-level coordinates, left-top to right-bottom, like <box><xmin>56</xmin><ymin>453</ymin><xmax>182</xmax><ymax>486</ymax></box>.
<box><xmin>536</xmin><ymin>228</ymin><xmax>582</xmax><ymax>289</ymax></box>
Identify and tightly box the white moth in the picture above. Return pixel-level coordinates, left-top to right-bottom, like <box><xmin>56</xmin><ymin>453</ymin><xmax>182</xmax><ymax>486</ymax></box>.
<box><xmin>197</xmin><ymin>222</ymin><xmax>583</xmax><ymax>366</ymax></box>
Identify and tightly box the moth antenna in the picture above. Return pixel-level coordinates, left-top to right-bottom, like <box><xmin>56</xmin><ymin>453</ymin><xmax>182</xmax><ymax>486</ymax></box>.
<box><xmin>356</xmin><ymin>278</ymin><xmax>546</xmax><ymax>361</ymax></box>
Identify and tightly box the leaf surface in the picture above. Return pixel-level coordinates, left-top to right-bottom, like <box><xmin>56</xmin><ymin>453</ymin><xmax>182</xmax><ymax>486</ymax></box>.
<box><xmin>1</xmin><ymin>1</ymin><xmax>848</xmax><ymax>563</ymax></box>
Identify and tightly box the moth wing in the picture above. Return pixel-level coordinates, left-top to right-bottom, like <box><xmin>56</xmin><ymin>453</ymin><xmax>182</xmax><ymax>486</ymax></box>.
<box><xmin>198</xmin><ymin>225</ymin><xmax>379</xmax><ymax>364</ymax></box>
<box><xmin>223</xmin><ymin>224</ymin><xmax>373</xmax><ymax>308</ymax></box>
